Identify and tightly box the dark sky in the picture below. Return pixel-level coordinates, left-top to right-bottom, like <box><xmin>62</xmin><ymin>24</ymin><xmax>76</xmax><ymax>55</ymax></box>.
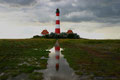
<box><xmin>0</xmin><ymin>0</ymin><xmax>120</xmax><ymax>23</ymax></box>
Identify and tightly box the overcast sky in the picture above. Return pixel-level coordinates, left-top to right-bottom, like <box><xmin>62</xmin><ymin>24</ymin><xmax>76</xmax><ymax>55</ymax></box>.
<box><xmin>0</xmin><ymin>0</ymin><xmax>120</xmax><ymax>39</ymax></box>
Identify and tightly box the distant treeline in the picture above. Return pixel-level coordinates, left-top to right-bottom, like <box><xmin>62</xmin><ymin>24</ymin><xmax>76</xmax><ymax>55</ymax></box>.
<box><xmin>33</xmin><ymin>32</ymin><xmax>80</xmax><ymax>39</ymax></box>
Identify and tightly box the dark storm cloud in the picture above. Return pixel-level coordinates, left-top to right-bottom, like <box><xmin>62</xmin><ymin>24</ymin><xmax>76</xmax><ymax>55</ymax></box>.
<box><xmin>0</xmin><ymin>0</ymin><xmax>120</xmax><ymax>23</ymax></box>
<box><xmin>51</xmin><ymin>0</ymin><xmax>120</xmax><ymax>23</ymax></box>
<box><xmin>0</xmin><ymin>0</ymin><xmax>37</xmax><ymax>7</ymax></box>
<box><xmin>50</xmin><ymin>0</ymin><xmax>62</xmax><ymax>2</ymax></box>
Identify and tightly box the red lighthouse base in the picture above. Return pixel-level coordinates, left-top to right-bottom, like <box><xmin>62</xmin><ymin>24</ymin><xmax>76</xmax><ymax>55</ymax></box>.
<box><xmin>55</xmin><ymin>28</ymin><xmax>60</xmax><ymax>34</ymax></box>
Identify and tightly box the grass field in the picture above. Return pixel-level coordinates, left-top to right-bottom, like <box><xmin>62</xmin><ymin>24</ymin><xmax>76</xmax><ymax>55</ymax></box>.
<box><xmin>0</xmin><ymin>39</ymin><xmax>120</xmax><ymax>80</ymax></box>
<box><xmin>59</xmin><ymin>39</ymin><xmax>120</xmax><ymax>80</ymax></box>
<box><xmin>0</xmin><ymin>39</ymin><xmax>55</xmax><ymax>80</ymax></box>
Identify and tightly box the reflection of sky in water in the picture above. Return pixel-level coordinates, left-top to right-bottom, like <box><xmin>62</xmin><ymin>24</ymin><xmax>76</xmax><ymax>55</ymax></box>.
<box><xmin>42</xmin><ymin>46</ymin><xmax>79</xmax><ymax>80</ymax></box>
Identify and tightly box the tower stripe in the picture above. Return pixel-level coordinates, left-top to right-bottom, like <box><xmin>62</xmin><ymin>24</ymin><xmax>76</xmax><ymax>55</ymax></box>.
<box><xmin>55</xmin><ymin>28</ymin><xmax>60</xmax><ymax>34</ymax></box>
<box><xmin>56</xmin><ymin>20</ymin><xmax>60</xmax><ymax>24</ymax></box>
<box><xmin>56</xmin><ymin>25</ymin><xmax>60</xmax><ymax>28</ymax></box>
<box><xmin>56</xmin><ymin>13</ymin><xmax>59</xmax><ymax>16</ymax></box>
<box><xmin>56</xmin><ymin>16</ymin><xmax>59</xmax><ymax>20</ymax></box>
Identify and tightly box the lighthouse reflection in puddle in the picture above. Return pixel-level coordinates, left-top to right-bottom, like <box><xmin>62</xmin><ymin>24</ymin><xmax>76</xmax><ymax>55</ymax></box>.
<box><xmin>55</xmin><ymin>40</ymin><xmax>60</xmax><ymax>71</ymax></box>
<box><xmin>42</xmin><ymin>40</ymin><xmax>79</xmax><ymax>80</ymax></box>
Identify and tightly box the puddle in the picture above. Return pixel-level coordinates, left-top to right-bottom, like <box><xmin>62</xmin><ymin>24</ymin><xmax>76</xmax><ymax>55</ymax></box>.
<box><xmin>0</xmin><ymin>73</ymin><xmax>4</xmax><ymax>77</ymax></box>
<box><xmin>94</xmin><ymin>76</ymin><xmax>117</xmax><ymax>80</ymax></box>
<box><xmin>41</xmin><ymin>56</ymin><xmax>48</xmax><ymax>60</ymax></box>
<box><xmin>7</xmin><ymin>73</ymin><xmax>29</xmax><ymax>80</ymax></box>
<box><xmin>18</xmin><ymin>62</ymin><xmax>30</xmax><ymax>66</ymax></box>
<box><xmin>39</xmin><ymin>41</ymin><xmax>79</xmax><ymax>80</ymax></box>
<box><xmin>34</xmin><ymin>48</ymin><xmax>38</xmax><ymax>50</ymax></box>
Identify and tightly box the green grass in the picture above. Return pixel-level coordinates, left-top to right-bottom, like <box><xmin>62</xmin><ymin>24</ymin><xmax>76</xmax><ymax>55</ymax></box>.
<box><xmin>1</xmin><ymin>38</ymin><xmax>120</xmax><ymax>80</ymax></box>
<box><xmin>59</xmin><ymin>39</ymin><xmax>120</xmax><ymax>80</ymax></box>
<box><xmin>0</xmin><ymin>39</ymin><xmax>55</xmax><ymax>80</ymax></box>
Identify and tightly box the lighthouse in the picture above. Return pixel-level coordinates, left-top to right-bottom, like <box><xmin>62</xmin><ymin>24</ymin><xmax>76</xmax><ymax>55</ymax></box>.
<box><xmin>55</xmin><ymin>8</ymin><xmax>60</xmax><ymax>34</ymax></box>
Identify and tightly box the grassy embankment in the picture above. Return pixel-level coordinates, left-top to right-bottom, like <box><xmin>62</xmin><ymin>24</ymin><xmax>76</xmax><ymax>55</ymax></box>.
<box><xmin>0</xmin><ymin>39</ymin><xmax>55</xmax><ymax>80</ymax></box>
<box><xmin>59</xmin><ymin>39</ymin><xmax>120</xmax><ymax>80</ymax></box>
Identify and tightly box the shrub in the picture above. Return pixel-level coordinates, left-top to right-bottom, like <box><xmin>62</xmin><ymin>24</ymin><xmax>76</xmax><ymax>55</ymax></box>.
<box><xmin>33</xmin><ymin>35</ymin><xmax>41</xmax><ymax>38</ymax></box>
<box><xmin>33</xmin><ymin>33</ymin><xmax>80</xmax><ymax>39</ymax></box>
<box><xmin>44</xmin><ymin>33</ymin><xmax>80</xmax><ymax>39</ymax></box>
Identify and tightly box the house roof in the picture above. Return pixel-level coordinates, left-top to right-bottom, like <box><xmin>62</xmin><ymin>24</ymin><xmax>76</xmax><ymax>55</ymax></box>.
<box><xmin>41</xmin><ymin>30</ymin><xmax>49</xmax><ymax>35</ymax></box>
<box><xmin>67</xmin><ymin>30</ymin><xmax>73</xmax><ymax>34</ymax></box>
